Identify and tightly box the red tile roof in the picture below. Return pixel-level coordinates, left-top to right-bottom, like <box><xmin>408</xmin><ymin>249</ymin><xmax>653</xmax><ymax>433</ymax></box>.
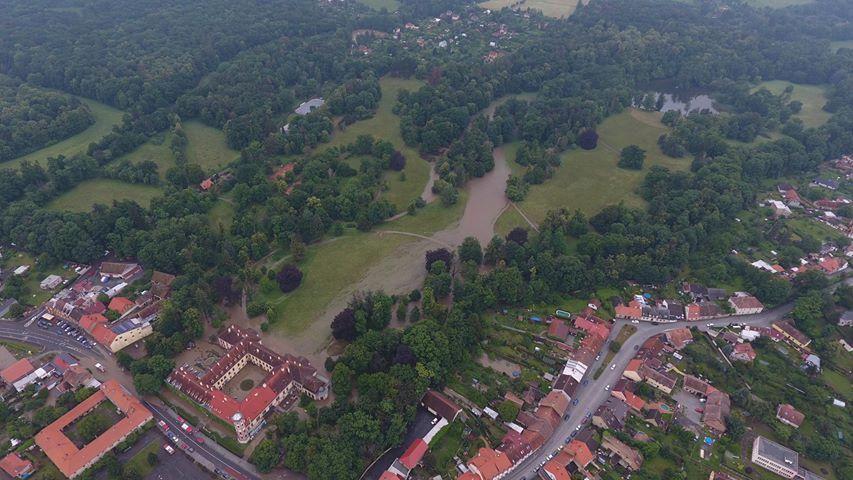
<box><xmin>108</xmin><ymin>297</ymin><xmax>135</xmax><ymax>315</ymax></box>
<box><xmin>35</xmin><ymin>380</ymin><xmax>152</xmax><ymax>479</ymax></box>
<box><xmin>776</xmin><ymin>403</ymin><xmax>805</xmax><ymax>427</ymax></box>
<box><xmin>729</xmin><ymin>295</ymin><xmax>764</xmax><ymax>310</ymax></box>
<box><xmin>90</xmin><ymin>324</ymin><xmax>117</xmax><ymax>347</ymax></box>
<box><xmin>79</xmin><ymin>313</ymin><xmax>108</xmax><ymax>332</ymax></box>
<box><xmin>539</xmin><ymin>390</ymin><xmax>570</xmax><ymax>418</ymax></box>
<box><xmin>819</xmin><ymin>256</ymin><xmax>847</xmax><ymax>274</ymax></box>
<box><xmin>0</xmin><ymin>358</ymin><xmax>34</xmax><ymax>384</ymax></box>
<box><xmin>0</xmin><ymin>452</ymin><xmax>33</xmax><ymax>478</ymax></box>
<box><xmin>732</xmin><ymin>343</ymin><xmax>756</xmax><ymax>361</ymax></box>
<box><xmin>200</xmin><ymin>178</ymin><xmax>214</xmax><ymax>190</ymax></box>
<box><xmin>399</xmin><ymin>439</ymin><xmax>428</xmax><ymax>469</ymax></box>
<box><xmin>543</xmin><ymin>460</ymin><xmax>571</xmax><ymax>480</ymax></box>
<box><xmin>566</xmin><ymin>439</ymin><xmax>594</xmax><ymax>468</ymax></box>
<box><xmin>379</xmin><ymin>472</ymin><xmax>403</xmax><ymax>480</ymax></box>
<box><xmin>422</xmin><ymin>390</ymin><xmax>461</xmax><ymax>422</ymax></box>
<box><xmin>468</xmin><ymin>448</ymin><xmax>512</xmax><ymax>480</ymax></box>
<box><xmin>548</xmin><ymin>318</ymin><xmax>570</xmax><ymax>340</ymax></box>
<box><xmin>665</xmin><ymin>327</ymin><xmax>693</xmax><ymax>350</ymax></box>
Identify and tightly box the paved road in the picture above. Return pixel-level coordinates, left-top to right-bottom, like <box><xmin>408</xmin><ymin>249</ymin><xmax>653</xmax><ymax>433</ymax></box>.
<box><xmin>0</xmin><ymin>319</ymin><xmax>104</xmax><ymax>359</ymax></box>
<box><xmin>504</xmin><ymin>303</ymin><xmax>794</xmax><ymax>480</ymax></box>
<box><xmin>144</xmin><ymin>400</ymin><xmax>262</xmax><ymax>480</ymax></box>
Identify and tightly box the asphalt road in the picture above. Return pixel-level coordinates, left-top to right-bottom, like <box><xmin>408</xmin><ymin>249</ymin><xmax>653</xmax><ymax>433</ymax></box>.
<box><xmin>144</xmin><ymin>400</ymin><xmax>262</xmax><ymax>480</ymax></box>
<box><xmin>504</xmin><ymin>302</ymin><xmax>794</xmax><ymax>480</ymax></box>
<box><xmin>0</xmin><ymin>318</ymin><xmax>103</xmax><ymax>359</ymax></box>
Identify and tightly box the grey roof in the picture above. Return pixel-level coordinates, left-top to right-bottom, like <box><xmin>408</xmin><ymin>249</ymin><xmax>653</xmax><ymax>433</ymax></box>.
<box><xmin>295</xmin><ymin>98</ymin><xmax>324</xmax><ymax>115</ymax></box>
<box><xmin>841</xmin><ymin>311</ymin><xmax>853</xmax><ymax>321</ymax></box>
<box><xmin>0</xmin><ymin>298</ymin><xmax>19</xmax><ymax>317</ymax></box>
<box><xmin>110</xmin><ymin>317</ymin><xmax>149</xmax><ymax>335</ymax></box>
<box><xmin>755</xmin><ymin>436</ymin><xmax>798</xmax><ymax>470</ymax></box>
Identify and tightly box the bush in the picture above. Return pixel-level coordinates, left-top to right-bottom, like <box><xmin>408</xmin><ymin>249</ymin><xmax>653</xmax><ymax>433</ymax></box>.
<box><xmin>247</xmin><ymin>301</ymin><xmax>269</xmax><ymax>317</ymax></box>
<box><xmin>579</xmin><ymin>129</ymin><xmax>598</xmax><ymax>150</ymax></box>
<box><xmin>609</xmin><ymin>340</ymin><xmax>622</xmax><ymax>353</ymax></box>
<box><xmin>425</xmin><ymin>248</ymin><xmax>453</xmax><ymax>272</ymax></box>
<box><xmin>618</xmin><ymin>145</ymin><xmax>645</xmax><ymax>170</ymax></box>
<box><xmin>276</xmin><ymin>264</ymin><xmax>303</xmax><ymax>293</ymax></box>
<box><xmin>240</xmin><ymin>379</ymin><xmax>255</xmax><ymax>391</ymax></box>
<box><xmin>389</xmin><ymin>150</ymin><xmax>406</xmax><ymax>171</ymax></box>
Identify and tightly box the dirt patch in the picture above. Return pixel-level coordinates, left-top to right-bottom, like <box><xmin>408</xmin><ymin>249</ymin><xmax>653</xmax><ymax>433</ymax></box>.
<box><xmin>478</xmin><ymin>353</ymin><xmax>521</xmax><ymax>378</ymax></box>
<box><xmin>223</xmin><ymin>364</ymin><xmax>268</xmax><ymax>402</ymax></box>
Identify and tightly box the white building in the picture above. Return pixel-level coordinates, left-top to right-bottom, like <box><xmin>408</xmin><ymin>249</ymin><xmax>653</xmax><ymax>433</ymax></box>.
<box><xmin>751</xmin><ymin>436</ymin><xmax>798</xmax><ymax>479</ymax></box>
<box><xmin>13</xmin><ymin>265</ymin><xmax>29</xmax><ymax>276</ymax></box>
<box><xmin>40</xmin><ymin>275</ymin><xmax>63</xmax><ymax>290</ymax></box>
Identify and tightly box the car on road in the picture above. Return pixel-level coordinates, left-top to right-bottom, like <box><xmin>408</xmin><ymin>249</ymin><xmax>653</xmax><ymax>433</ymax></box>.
<box><xmin>195</xmin><ymin>435</ymin><xmax>205</xmax><ymax>443</ymax></box>
<box><xmin>572</xmin><ymin>399</ymin><xmax>579</xmax><ymax>406</ymax></box>
<box><xmin>706</xmin><ymin>323</ymin><xmax>714</xmax><ymax>327</ymax></box>
<box><xmin>581</xmin><ymin>379</ymin><xmax>588</xmax><ymax>386</ymax></box>
<box><xmin>695</xmin><ymin>408</ymin><xmax>704</xmax><ymax>413</ymax></box>
<box><xmin>181</xmin><ymin>422</ymin><xmax>193</xmax><ymax>433</ymax></box>
<box><xmin>610</xmin><ymin>364</ymin><xmax>616</xmax><ymax>370</ymax></box>
<box><xmin>176</xmin><ymin>415</ymin><xmax>185</xmax><ymax>423</ymax></box>
<box><xmin>575</xmin><ymin>425</ymin><xmax>581</xmax><ymax>431</ymax></box>
<box><xmin>634</xmin><ymin>344</ymin><xmax>639</xmax><ymax>350</ymax></box>
<box><xmin>179</xmin><ymin>441</ymin><xmax>189</xmax><ymax>450</ymax></box>
<box><xmin>651</xmin><ymin>322</ymin><xmax>660</xmax><ymax>325</ymax></box>
<box><xmin>595</xmin><ymin>353</ymin><xmax>601</xmax><ymax>361</ymax></box>
<box><xmin>163</xmin><ymin>444</ymin><xmax>175</xmax><ymax>455</ymax></box>
<box><xmin>157</xmin><ymin>420</ymin><xmax>168</xmax><ymax>430</ymax></box>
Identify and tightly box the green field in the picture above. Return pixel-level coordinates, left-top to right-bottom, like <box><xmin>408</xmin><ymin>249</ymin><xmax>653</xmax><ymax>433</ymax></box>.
<box><xmin>111</xmin><ymin>132</ymin><xmax>176</xmax><ymax>179</ymax></box>
<box><xmin>753</xmin><ymin>80</ymin><xmax>830</xmax><ymax>128</ymax></box>
<box><xmin>822</xmin><ymin>369</ymin><xmax>853</xmax><ymax>398</ymax></box>
<box><xmin>479</xmin><ymin>0</ymin><xmax>580</xmax><ymax>18</ymax></box>
<box><xmin>123</xmin><ymin>439</ymin><xmax>161</xmax><ymax>478</ymax></box>
<box><xmin>745</xmin><ymin>0</ymin><xmax>813</xmax><ymax>7</ymax></box>
<box><xmin>496</xmin><ymin>109</ymin><xmax>688</xmax><ymax>231</ymax></box>
<box><xmin>326</xmin><ymin>77</ymin><xmax>430</xmax><ymax>209</ymax></box>
<box><xmin>209</xmin><ymin>199</ymin><xmax>235</xmax><ymax>233</ymax></box>
<box><xmin>830</xmin><ymin>40</ymin><xmax>853</xmax><ymax>53</ymax></box>
<box><xmin>1</xmin><ymin>251</ymin><xmax>76</xmax><ymax>306</ymax></box>
<box><xmin>357</xmin><ymin>0</ymin><xmax>400</xmax><ymax>10</ymax></box>
<box><xmin>4</xmin><ymin>97</ymin><xmax>124</xmax><ymax>170</ymax></box>
<box><xmin>184</xmin><ymin>120</ymin><xmax>240</xmax><ymax>172</ymax></box>
<box><xmin>264</xmin><ymin>192</ymin><xmax>467</xmax><ymax>334</ymax></box>
<box><xmin>786</xmin><ymin>217</ymin><xmax>847</xmax><ymax>243</ymax></box>
<box><xmin>48</xmin><ymin>179</ymin><xmax>162</xmax><ymax>212</ymax></box>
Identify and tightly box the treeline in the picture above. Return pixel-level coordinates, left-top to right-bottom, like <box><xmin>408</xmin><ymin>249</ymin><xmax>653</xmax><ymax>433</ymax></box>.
<box><xmin>0</xmin><ymin>76</ymin><xmax>94</xmax><ymax>162</ymax></box>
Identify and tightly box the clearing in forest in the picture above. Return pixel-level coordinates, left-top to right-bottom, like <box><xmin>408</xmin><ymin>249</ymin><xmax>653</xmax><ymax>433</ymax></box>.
<box><xmin>479</xmin><ymin>0</ymin><xmax>581</xmax><ymax>18</ymax></box>
<box><xmin>495</xmin><ymin>108</ymin><xmax>688</xmax><ymax>232</ymax></box>
<box><xmin>4</xmin><ymin>97</ymin><xmax>124</xmax><ymax>170</ymax></box>
<box><xmin>47</xmin><ymin>179</ymin><xmax>161</xmax><ymax>212</ymax></box>
<box><xmin>356</xmin><ymin>0</ymin><xmax>400</xmax><ymax>10</ymax></box>
<box><xmin>326</xmin><ymin>77</ymin><xmax>430</xmax><ymax>210</ymax></box>
<box><xmin>745</xmin><ymin>0</ymin><xmax>813</xmax><ymax>7</ymax></box>
<box><xmin>184</xmin><ymin>120</ymin><xmax>240</xmax><ymax>172</ymax></box>
<box><xmin>752</xmin><ymin>80</ymin><xmax>830</xmax><ymax>128</ymax></box>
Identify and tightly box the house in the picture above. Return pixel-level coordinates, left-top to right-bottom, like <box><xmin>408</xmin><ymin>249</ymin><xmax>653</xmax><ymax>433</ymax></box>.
<box><xmin>682</xmin><ymin>374</ymin><xmax>712</xmax><ymax>396</ymax></box>
<box><xmin>200</xmin><ymin>178</ymin><xmax>214</xmax><ymax>190</ymax></box>
<box><xmin>639</xmin><ymin>365</ymin><xmax>676</xmax><ymax>394</ymax></box>
<box><xmin>776</xmin><ymin>404</ymin><xmax>805</xmax><ymax>428</ymax></box>
<box><xmin>813</xmin><ymin>178</ymin><xmax>839</xmax><ymax>190</ymax></box>
<box><xmin>702</xmin><ymin>390</ymin><xmax>730</xmax><ymax>434</ymax></box>
<box><xmin>839</xmin><ymin>311</ymin><xmax>853</xmax><ymax>327</ymax></box>
<box><xmin>601</xmin><ymin>434</ymin><xmax>643</xmax><ymax>471</ymax></box>
<box><xmin>422</xmin><ymin>390</ymin><xmax>462</xmax><ymax>422</ymax></box>
<box><xmin>168</xmin><ymin>324</ymin><xmax>328</xmax><ymax>443</ymax></box>
<box><xmin>683</xmin><ymin>284</ymin><xmax>727</xmax><ymax>301</ymax></box>
<box><xmin>107</xmin><ymin>297</ymin><xmax>134</xmax><ymax>316</ymax></box>
<box><xmin>13</xmin><ymin>265</ymin><xmax>29</xmax><ymax>276</ymax></box>
<box><xmin>782</xmin><ymin>189</ymin><xmax>801</xmax><ymax>207</ymax></box>
<box><xmin>294</xmin><ymin>98</ymin><xmax>324</xmax><ymax>115</ymax></box>
<box><xmin>665</xmin><ymin>328</ymin><xmax>693</xmax><ymax>350</ymax></box>
<box><xmin>685</xmin><ymin>302</ymin><xmax>723</xmax><ymax>321</ymax></box>
<box><xmin>804</xmin><ymin>353</ymin><xmax>821</xmax><ymax>370</ymax></box>
<box><xmin>751</xmin><ymin>436</ymin><xmax>799</xmax><ymax>479</ymax></box>
<box><xmin>622</xmin><ymin>358</ymin><xmax>644</xmax><ymax>382</ymax></box>
<box><xmin>818</xmin><ymin>256</ymin><xmax>848</xmax><ymax>274</ymax></box>
<box><xmin>88</xmin><ymin>316</ymin><xmax>154</xmax><ymax>353</ymax></box>
<box><xmin>730</xmin><ymin>343</ymin><xmax>756</xmax><ymax>362</ymax></box>
<box><xmin>466</xmin><ymin>447</ymin><xmax>513</xmax><ymax>480</ymax></box>
<box><xmin>593</xmin><ymin>397</ymin><xmax>630</xmax><ymax>430</ymax></box>
<box><xmin>615</xmin><ymin>300</ymin><xmax>642</xmax><ymax>320</ymax></box>
<box><xmin>390</xmin><ymin>439</ymin><xmax>428</xmax><ymax>477</ymax></box>
<box><xmin>35</xmin><ymin>381</ymin><xmax>153</xmax><ymax>479</ymax></box>
<box><xmin>40</xmin><ymin>274</ymin><xmax>63</xmax><ymax>290</ymax></box>
<box><xmin>729</xmin><ymin>294</ymin><xmax>764</xmax><ymax>315</ymax></box>
<box><xmin>99</xmin><ymin>262</ymin><xmax>141</xmax><ymax>281</ymax></box>
<box><xmin>0</xmin><ymin>358</ymin><xmax>35</xmax><ymax>386</ymax></box>
<box><xmin>767</xmin><ymin>200</ymin><xmax>792</xmax><ymax>217</ymax></box>
<box><xmin>496</xmin><ymin>430</ymin><xmax>534</xmax><ymax>465</ymax></box>
<box><xmin>0</xmin><ymin>452</ymin><xmax>34</xmax><ymax>478</ymax></box>
<box><xmin>547</xmin><ymin>318</ymin><xmax>570</xmax><ymax>340</ymax></box>
<box><xmin>772</xmin><ymin>321</ymin><xmax>811</xmax><ymax>349</ymax></box>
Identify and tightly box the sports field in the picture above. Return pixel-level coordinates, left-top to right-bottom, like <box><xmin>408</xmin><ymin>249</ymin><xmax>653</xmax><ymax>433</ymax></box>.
<box><xmin>184</xmin><ymin>121</ymin><xmax>240</xmax><ymax>172</ymax></box>
<box><xmin>4</xmin><ymin>97</ymin><xmax>124</xmax><ymax>170</ymax></box>
<box><xmin>496</xmin><ymin>109</ymin><xmax>688</xmax><ymax>231</ymax></box>
<box><xmin>47</xmin><ymin>179</ymin><xmax>162</xmax><ymax>212</ymax></box>
<box><xmin>326</xmin><ymin>77</ymin><xmax>430</xmax><ymax>210</ymax></box>
<box><xmin>753</xmin><ymin>80</ymin><xmax>830</xmax><ymax>128</ymax></box>
<box><xmin>479</xmin><ymin>0</ymin><xmax>580</xmax><ymax>18</ymax></box>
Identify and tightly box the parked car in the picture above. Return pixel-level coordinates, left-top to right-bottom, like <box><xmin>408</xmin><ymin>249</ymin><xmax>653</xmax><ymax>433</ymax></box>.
<box><xmin>610</xmin><ymin>364</ymin><xmax>616</xmax><ymax>370</ymax></box>
<box><xmin>181</xmin><ymin>423</ymin><xmax>193</xmax><ymax>433</ymax></box>
<box><xmin>163</xmin><ymin>444</ymin><xmax>175</xmax><ymax>455</ymax></box>
<box><xmin>195</xmin><ymin>435</ymin><xmax>205</xmax><ymax>443</ymax></box>
<box><xmin>605</xmin><ymin>384</ymin><xmax>611</xmax><ymax>391</ymax></box>
<box><xmin>572</xmin><ymin>399</ymin><xmax>579</xmax><ymax>406</ymax></box>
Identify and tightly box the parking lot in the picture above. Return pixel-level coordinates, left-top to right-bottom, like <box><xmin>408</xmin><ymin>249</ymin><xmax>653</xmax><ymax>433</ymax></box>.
<box><xmin>38</xmin><ymin>318</ymin><xmax>97</xmax><ymax>350</ymax></box>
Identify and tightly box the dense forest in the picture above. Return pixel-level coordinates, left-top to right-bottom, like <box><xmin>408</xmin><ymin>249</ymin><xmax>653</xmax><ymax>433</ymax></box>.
<box><xmin>0</xmin><ymin>0</ymin><xmax>852</xmax><ymax>478</ymax></box>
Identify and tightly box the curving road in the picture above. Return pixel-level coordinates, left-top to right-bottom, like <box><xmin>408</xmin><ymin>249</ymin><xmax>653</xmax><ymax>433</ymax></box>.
<box><xmin>504</xmin><ymin>303</ymin><xmax>794</xmax><ymax>480</ymax></box>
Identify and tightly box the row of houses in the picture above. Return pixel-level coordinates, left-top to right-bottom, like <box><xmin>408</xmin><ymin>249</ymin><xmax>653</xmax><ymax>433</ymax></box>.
<box><xmin>0</xmin><ymin>352</ymin><xmax>98</xmax><ymax>395</ymax></box>
<box><xmin>614</xmin><ymin>285</ymin><xmax>765</xmax><ymax>322</ymax></box>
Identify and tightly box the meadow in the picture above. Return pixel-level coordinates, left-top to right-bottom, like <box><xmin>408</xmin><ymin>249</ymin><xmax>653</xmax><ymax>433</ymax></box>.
<box><xmin>356</xmin><ymin>0</ymin><xmax>399</xmax><ymax>10</ymax></box>
<box><xmin>325</xmin><ymin>77</ymin><xmax>430</xmax><ymax>210</ymax></box>
<box><xmin>745</xmin><ymin>0</ymin><xmax>813</xmax><ymax>7</ymax></box>
<box><xmin>830</xmin><ymin>40</ymin><xmax>853</xmax><ymax>53</ymax></box>
<box><xmin>113</xmin><ymin>133</ymin><xmax>176</xmax><ymax>179</ymax></box>
<box><xmin>4</xmin><ymin>97</ymin><xmax>124</xmax><ymax>170</ymax></box>
<box><xmin>479</xmin><ymin>0</ymin><xmax>581</xmax><ymax>18</ymax></box>
<box><xmin>753</xmin><ymin>80</ymin><xmax>830</xmax><ymax>128</ymax></box>
<box><xmin>47</xmin><ymin>179</ymin><xmax>162</xmax><ymax>212</ymax></box>
<box><xmin>496</xmin><ymin>109</ymin><xmax>688</xmax><ymax>231</ymax></box>
<box><xmin>184</xmin><ymin>120</ymin><xmax>240</xmax><ymax>172</ymax></box>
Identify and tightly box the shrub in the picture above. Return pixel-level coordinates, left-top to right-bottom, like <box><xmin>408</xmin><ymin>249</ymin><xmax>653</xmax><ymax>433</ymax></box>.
<box><xmin>276</xmin><ymin>264</ymin><xmax>303</xmax><ymax>293</ymax></box>
<box><xmin>389</xmin><ymin>150</ymin><xmax>406</xmax><ymax>171</ymax></box>
<box><xmin>578</xmin><ymin>129</ymin><xmax>598</xmax><ymax>150</ymax></box>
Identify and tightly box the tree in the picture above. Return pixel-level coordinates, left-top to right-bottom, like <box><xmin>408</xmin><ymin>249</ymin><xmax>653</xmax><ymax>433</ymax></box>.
<box><xmin>251</xmin><ymin>439</ymin><xmax>281</xmax><ymax>473</ymax></box>
<box><xmin>276</xmin><ymin>264</ymin><xmax>303</xmax><ymax>293</ymax></box>
<box><xmin>579</xmin><ymin>129</ymin><xmax>598</xmax><ymax>150</ymax></box>
<box><xmin>618</xmin><ymin>145</ymin><xmax>646</xmax><ymax>170</ymax></box>
<box><xmin>425</xmin><ymin>248</ymin><xmax>453</xmax><ymax>272</ymax></box>
<box><xmin>458</xmin><ymin>237</ymin><xmax>483</xmax><ymax>265</ymax></box>
<box><xmin>496</xmin><ymin>400</ymin><xmax>519</xmax><ymax>421</ymax></box>
<box><xmin>290</xmin><ymin>236</ymin><xmax>306</xmax><ymax>262</ymax></box>
<box><xmin>506</xmin><ymin>227</ymin><xmax>528</xmax><ymax>245</ymax></box>
<box><xmin>147</xmin><ymin>452</ymin><xmax>159</xmax><ymax>466</ymax></box>
<box><xmin>389</xmin><ymin>150</ymin><xmax>406</xmax><ymax>171</ymax></box>
<box><xmin>133</xmin><ymin>373</ymin><xmax>162</xmax><ymax>396</ymax></box>
<box><xmin>395</xmin><ymin>303</ymin><xmax>407</xmax><ymax>322</ymax></box>
<box><xmin>609</xmin><ymin>340</ymin><xmax>622</xmax><ymax>353</ymax></box>
<box><xmin>331</xmin><ymin>307</ymin><xmax>357</xmax><ymax>341</ymax></box>
<box><xmin>78</xmin><ymin>413</ymin><xmax>111</xmax><ymax>442</ymax></box>
<box><xmin>331</xmin><ymin>363</ymin><xmax>353</xmax><ymax>398</ymax></box>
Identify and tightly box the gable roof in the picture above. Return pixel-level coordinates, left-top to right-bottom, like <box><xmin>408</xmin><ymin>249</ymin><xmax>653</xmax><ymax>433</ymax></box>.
<box><xmin>665</xmin><ymin>327</ymin><xmax>693</xmax><ymax>350</ymax></box>
<box><xmin>399</xmin><ymin>439</ymin><xmax>428</xmax><ymax>470</ymax></box>
<box><xmin>776</xmin><ymin>404</ymin><xmax>805</xmax><ymax>427</ymax></box>
<box><xmin>422</xmin><ymin>390</ymin><xmax>461</xmax><ymax>422</ymax></box>
<box><xmin>468</xmin><ymin>448</ymin><xmax>512</xmax><ymax>480</ymax></box>
<box><xmin>0</xmin><ymin>452</ymin><xmax>33</xmax><ymax>478</ymax></box>
<box><xmin>108</xmin><ymin>296</ymin><xmax>135</xmax><ymax>314</ymax></box>
<box><xmin>0</xmin><ymin>358</ymin><xmax>34</xmax><ymax>384</ymax></box>
<box><xmin>547</xmin><ymin>318</ymin><xmax>570</xmax><ymax>340</ymax></box>
<box><xmin>566</xmin><ymin>439</ymin><xmax>594</xmax><ymax>467</ymax></box>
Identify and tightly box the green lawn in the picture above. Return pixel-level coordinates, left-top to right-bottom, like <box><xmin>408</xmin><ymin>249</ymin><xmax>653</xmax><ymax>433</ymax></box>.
<box><xmin>326</xmin><ymin>77</ymin><xmax>429</xmax><ymax>210</ymax></box>
<box><xmin>48</xmin><ymin>179</ymin><xmax>162</xmax><ymax>212</ymax></box>
<box><xmin>209</xmin><ymin>199</ymin><xmax>235</xmax><ymax>233</ymax></box>
<box><xmin>1</xmin><ymin>251</ymin><xmax>76</xmax><ymax>306</ymax></box>
<box><xmin>4</xmin><ymin>97</ymin><xmax>124</xmax><ymax>170</ymax></box>
<box><xmin>745</xmin><ymin>0</ymin><xmax>813</xmax><ymax>7</ymax></box>
<box><xmin>496</xmin><ymin>108</ymin><xmax>688</xmax><ymax>230</ymax></box>
<box><xmin>752</xmin><ymin>80</ymin><xmax>830</xmax><ymax>128</ymax></box>
<box><xmin>494</xmin><ymin>206</ymin><xmax>527</xmax><ymax>238</ymax></box>
<box><xmin>124</xmin><ymin>439</ymin><xmax>161</xmax><ymax>478</ymax></box>
<box><xmin>822</xmin><ymin>369</ymin><xmax>853</xmax><ymax>398</ymax></box>
<box><xmin>479</xmin><ymin>0</ymin><xmax>580</xmax><ymax>17</ymax></box>
<box><xmin>831</xmin><ymin>40</ymin><xmax>853</xmax><ymax>53</ymax></box>
<box><xmin>111</xmin><ymin>132</ymin><xmax>176</xmax><ymax>179</ymax></box>
<box><xmin>264</xmin><ymin>193</ymin><xmax>466</xmax><ymax>334</ymax></box>
<box><xmin>184</xmin><ymin>120</ymin><xmax>240</xmax><ymax>173</ymax></box>
<box><xmin>786</xmin><ymin>217</ymin><xmax>847</xmax><ymax>243</ymax></box>
<box><xmin>357</xmin><ymin>0</ymin><xmax>400</xmax><ymax>10</ymax></box>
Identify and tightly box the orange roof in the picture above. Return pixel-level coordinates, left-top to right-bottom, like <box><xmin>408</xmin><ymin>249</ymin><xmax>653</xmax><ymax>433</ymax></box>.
<box><xmin>108</xmin><ymin>297</ymin><xmax>134</xmax><ymax>315</ymax></box>
<box><xmin>399</xmin><ymin>439</ymin><xmax>428</xmax><ymax>469</ymax></box>
<box><xmin>0</xmin><ymin>452</ymin><xmax>33</xmax><ymax>478</ymax></box>
<box><xmin>239</xmin><ymin>385</ymin><xmax>278</xmax><ymax>424</ymax></box>
<box><xmin>625</xmin><ymin>358</ymin><xmax>643</xmax><ymax>374</ymax></box>
<box><xmin>819</xmin><ymin>257</ymin><xmax>846</xmax><ymax>273</ymax></box>
<box><xmin>458</xmin><ymin>474</ymin><xmax>480</xmax><ymax>480</ymax></box>
<box><xmin>615</xmin><ymin>303</ymin><xmax>642</xmax><ymax>319</ymax></box>
<box><xmin>468</xmin><ymin>448</ymin><xmax>512</xmax><ymax>480</ymax></box>
<box><xmin>270</xmin><ymin>163</ymin><xmax>295</xmax><ymax>179</ymax></box>
<box><xmin>35</xmin><ymin>380</ymin><xmax>152</xmax><ymax>479</ymax></box>
<box><xmin>0</xmin><ymin>358</ymin><xmax>34</xmax><ymax>384</ymax></box>
<box><xmin>624</xmin><ymin>391</ymin><xmax>646</xmax><ymax>411</ymax></box>
<box><xmin>566</xmin><ymin>439</ymin><xmax>594</xmax><ymax>467</ymax></box>
<box><xmin>543</xmin><ymin>460</ymin><xmax>571</xmax><ymax>480</ymax></box>
<box><xmin>79</xmin><ymin>313</ymin><xmax>108</xmax><ymax>332</ymax></box>
<box><xmin>379</xmin><ymin>472</ymin><xmax>403</xmax><ymax>480</ymax></box>
<box><xmin>200</xmin><ymin>178</ymin><xmax>214</xmax><ymax>190</ymax></box>
<box><xmin>208</xmin><ymin>390</ymin><xmax>240</xmax><ymax>422</ymax></box>
<box><xmin>90</xmin><ymin>324</ymin><xmax>117</xmax><ymax>347</ymax></box>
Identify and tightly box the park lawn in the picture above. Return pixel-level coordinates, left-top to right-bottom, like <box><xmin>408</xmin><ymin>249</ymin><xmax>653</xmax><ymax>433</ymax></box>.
<box><xmin>266</xmin><ymin>195</ymin><xmax>467</xmax><ymax>334</ymax></box>
<box><xmin>746</xmin><ymin>0</ymin><xmax>813</xmax><ymax>7</ymax></box>
<box><xmin>48</xmin><ymin>179</ymin><xmax>162</xmax><ymax>212</ymax></box>
<box><xmin>479</xmin><ymin>0</ymin><xmax>580</xmax><ymax>17</ymax></box>
<box><xmin>111</xmin><ymin>132</ymin><xmax>176</xmax><ymax>179</ymax></box>
<box><xmin>822</xmin><ymin>369</ymin><xmax>853</xmax><ymax>398</ymax></box>
<box><xmin>209</xmin><ymin>199</ymin><xmax>235</xmax><ymax>233</ymax></box>
<box><xmin>786</xmin><ymin>217</ymin><xmax>847</xmax><ymax>243</ymax></box>
<box><xmin>494</xmin><ymin>206</ymin><xmax>527</xmax><ymax>238</ymax></box>
<box><xmin>357</xmin><ymin>0</ymin><xmax>400</xmax><ymax>10</ymax></box>
<box><xmin>831</xmin><ymin>40</ymin><xmax>853</xmax><ymax>53</ymax></box>
<box><xmin>326</xmin><ymin>77</ymin><xmax>429</xmax><ymax>210</ymax></box>
<box><xmin>184</xmin><ymin>120</ymin><xmax>240</xmax><ymax>173</ymax></box>
<box><xmin>428</xmin><ymin>421</ymin><xmax>465</xmax><ymax>476</ymax></box>
<box><xmin>497</xmin><ymin>108</ymin><xmax>687</xmax><ymax>231</ymax></box>
<box><xmin>124</xmin><ymin>439</ymin><xmax>162</xmax><ymax>478</ymax></box>
<box><xmin>753</xmin><ymin>80</ymin><xmax>830</xmax><ymax>128</ymax></box>
<box><xmin>4</xmin><ymin>97</ymin><xmax>124</xmax><ymax>170</ymax></box>
<box><xmin>2</xmin><ymin>251</ymin><xmax>74</xmax><ymax>306</ymax></box>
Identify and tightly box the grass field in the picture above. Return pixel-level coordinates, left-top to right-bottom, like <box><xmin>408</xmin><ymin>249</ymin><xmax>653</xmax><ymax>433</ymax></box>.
<box><xmin>496</xmin><ymin>109</ymin><xmax>687</xmax><ymax>231</ymax></box>
<box><xmin>124</xmin><ymin>439</ymin><xmax>161</xmax><ymax>478</ymax></box>
<box><xmin>753</xmin><ymin>80</ymin><xmax>830</xmax><ymax>128</ymax></box>
<box><xmin>111</xmin><ymin>132</ymin><xmax>176</xmax><ymax>179</ymax></box>
<box><xmin>264</xmin><ymin>192</ymin><xmax>467</xmax><ymax>334</ymax></box>
<box><xmin>822</xmin><ymin>369</ymin><xmax>853</xmax><ymax>398</ymax></box>
<box><xmin>4</xmin><ymin>97</ymin><xmax>124</xmax><ymax>170</ymax></box>
<box><xmin>326</xmin><ymin>77</ymin><xmax>430</xmax><ymax>210</ymax></box>
<box><xmin>745</xmin><ymin>0</ymin><xmax>813</xmax><ymax>7</ymax></box>
<box><xmin>479</xmin><ymin>0</ymin><xmax>580</xmax><ymax>18</ymax></box>
<box><xmin>786</xmin><ymin>217</ymin><xmax>847</xmax><ymax>243</ymax></box>
<box><xmin>48</xmin><ymin>179</ymin><xmax>162</xmax><ymax>212</ymax></box>
<box><xmin>184</xmin><ymin>121</ymin><xmax>240</xmax><ymax>172</ymax></box>
<box><xmin>1</xmin><ymin>251</ymin><xmax>75</xmax><ymax>306</ymax></box>
<box><xmin>209</xmin><ymin>199</ymin><xmax>235</xmax><ymax>233</ymax></box>
<box><xmin>831</xmin><ymin>40</ymin><xmax>853</xmax><ymax>52</ymax></box>
<box><xmin>357</xmin><ymin>0</ymin><xmax>400</xmax><ymax>10</ymax></box>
